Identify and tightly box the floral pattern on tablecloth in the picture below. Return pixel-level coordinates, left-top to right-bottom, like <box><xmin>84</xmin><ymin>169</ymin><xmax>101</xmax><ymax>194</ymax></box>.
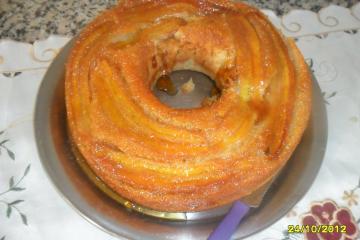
<box><xmin>301</xmin><ymin>199</ymin><xmax>359</xmax><ymax>240</ymax></box>
<box><xmin>0</xmin><ymin>130</ymin><xmax>31</xmax><ymax>240</ymax></box>
<box><xmin>280</xmin><ymin>178</ymin><xmax>360</xmax><ymax>240</ymax></box>
<box><xmin>279</xmin><ymin>179</ymin><xmax>360</xmax><ymax>240</ymax></box>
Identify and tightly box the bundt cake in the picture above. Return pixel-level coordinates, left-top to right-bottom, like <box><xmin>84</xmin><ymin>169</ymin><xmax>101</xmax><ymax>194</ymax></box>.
<box><xmin>65</xmin><ymin>0</ymin><xmax>312</xmax><ymax>212</ymax></box>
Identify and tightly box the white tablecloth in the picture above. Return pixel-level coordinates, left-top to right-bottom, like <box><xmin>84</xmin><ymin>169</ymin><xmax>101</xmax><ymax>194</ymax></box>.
<box><xmin>1</xmin><ymin>3</ymin><xmax>360</xmax><ymax>240</ymax></box>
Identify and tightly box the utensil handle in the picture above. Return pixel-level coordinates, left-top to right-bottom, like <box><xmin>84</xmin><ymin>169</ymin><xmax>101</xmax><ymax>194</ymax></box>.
<box><xmin>207</xmin><ymin>201</ymin><xmax>250</xmax><ymax>240</ymax></box>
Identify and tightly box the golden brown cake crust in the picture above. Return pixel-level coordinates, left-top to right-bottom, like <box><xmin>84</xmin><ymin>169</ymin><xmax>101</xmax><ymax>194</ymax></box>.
<box><xmin>65</xmin><ymin>0</ymin><xmax>312</xmax><ymax>212</ymax></box>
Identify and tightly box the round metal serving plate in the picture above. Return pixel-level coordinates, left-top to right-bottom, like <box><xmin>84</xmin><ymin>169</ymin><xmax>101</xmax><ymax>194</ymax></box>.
<box><xmin>34</xmin><ymin>39</ymin><xmax>327</xmax><ymax>240</ymax></box>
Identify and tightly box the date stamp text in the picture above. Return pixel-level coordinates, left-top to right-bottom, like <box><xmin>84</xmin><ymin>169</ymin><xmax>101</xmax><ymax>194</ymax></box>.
<box><xmin>288</xmin><ymin>225</ymin><xmax>347</xmax><ymax>233</ymax></box>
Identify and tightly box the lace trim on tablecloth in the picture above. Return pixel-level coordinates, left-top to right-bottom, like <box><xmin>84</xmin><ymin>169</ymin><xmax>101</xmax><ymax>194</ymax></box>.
<box><xmin>0</xmin><ymin>2</ymin><xmax>359</xmax><ymax>74</ymax></box>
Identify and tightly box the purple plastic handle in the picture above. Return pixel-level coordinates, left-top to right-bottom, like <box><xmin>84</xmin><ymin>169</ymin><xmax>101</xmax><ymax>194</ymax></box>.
<box><xmin>208</xmin><ymin>201</ymin><xmax>250</xmax><ymax>240</ymax></box>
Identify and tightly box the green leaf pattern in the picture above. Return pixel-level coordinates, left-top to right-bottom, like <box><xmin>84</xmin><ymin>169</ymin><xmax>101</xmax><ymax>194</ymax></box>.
<box><xmin>0</xmin><ymin>137</ymin><xmax>15</xmax><ymax>160</ymax></box>
<box><xmin>322</xmin><ymin>91</ymin><xmax>337</xmax><ymax>105</ymax></box>
<box><xmin>0</xmin><ymin>129</ymin><xmax>31</xmax><ymax>237</ymax></box>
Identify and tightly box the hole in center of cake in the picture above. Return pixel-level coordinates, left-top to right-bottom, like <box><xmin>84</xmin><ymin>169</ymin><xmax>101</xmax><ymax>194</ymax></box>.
<box><xmin>152</xmin><ymin>70</ymin><xmax>220</xmax><ymax>109</ymax></box>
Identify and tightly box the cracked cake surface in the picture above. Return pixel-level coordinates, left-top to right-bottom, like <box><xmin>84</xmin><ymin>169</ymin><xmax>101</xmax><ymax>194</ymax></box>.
<box><xmin>65</xmin><ymin>0</ymin><xmax>312</xmax><ymax>212</ymax></box>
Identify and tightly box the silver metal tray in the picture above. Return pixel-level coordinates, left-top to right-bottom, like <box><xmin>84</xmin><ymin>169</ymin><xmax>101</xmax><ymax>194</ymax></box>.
<box><xmin>34</xmin><ymin>39</ymin><xmax>327</xmax><ymax>240</ymax></box>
